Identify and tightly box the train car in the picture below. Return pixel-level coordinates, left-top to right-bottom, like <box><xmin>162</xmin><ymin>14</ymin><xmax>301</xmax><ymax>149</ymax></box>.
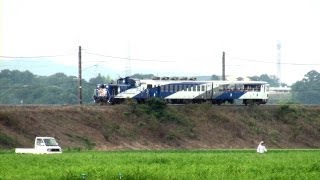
<box><xmin>93</xmin><ymin>77</ymin><xmax>269</xmax><ymax>105</ymax></box>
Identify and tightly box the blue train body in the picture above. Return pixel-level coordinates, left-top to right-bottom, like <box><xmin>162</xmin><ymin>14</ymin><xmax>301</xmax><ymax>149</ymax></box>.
<box><xmin>93</xmin><ymin>77</ymin><xmax>269</xmax><ymax>105</ymax></box>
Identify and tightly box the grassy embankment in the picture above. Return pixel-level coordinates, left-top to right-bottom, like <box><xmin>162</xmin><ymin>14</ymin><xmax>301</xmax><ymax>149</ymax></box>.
<box><xmin>0</xmin><ymin>100</ymin><xmax>320</xmax><ymax>150</ymax></box>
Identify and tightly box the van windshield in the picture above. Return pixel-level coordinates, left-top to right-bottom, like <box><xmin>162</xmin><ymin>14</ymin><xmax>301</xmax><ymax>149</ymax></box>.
<box><xmin>44</xmin><ymin>138</ymin><xmax>58</xmax><ymax>146</ymax></box>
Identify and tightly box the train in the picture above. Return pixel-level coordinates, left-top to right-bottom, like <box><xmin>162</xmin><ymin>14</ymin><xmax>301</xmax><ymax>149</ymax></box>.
<box><xmin>93</xmin><ymin>76</ymin><xmax>269</xmax><ymax>105</ymax></box>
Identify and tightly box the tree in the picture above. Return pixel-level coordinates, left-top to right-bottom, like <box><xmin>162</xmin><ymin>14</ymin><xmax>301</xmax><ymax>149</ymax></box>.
<box><xmin>248</xmin><ymin>75</ymin><xmax>259</xmax><ymax>81</ymax></box>
<box><xmin>302</xmin><ymin>70</ymin><xmax>320</xmax><ymax>82</ymax></box>
<box><xmin>130</xmin><ymin>73</ymin><xmax>154</xmax><ymax>79</ymax></box>
<box><xmin>259</xmin><ymin>74</ymin><xmax>280</xmax><ymax>87</ymax></box>
<box><xmin>236</xmin><ymin>77</ymin><xmax>244</xmax><ymax>81</ymax></box>
<box><xmin>211</xmin><ymin>74</ymin><xmax>220</xmax><ymax>80</ymax></box>
<box><xmin>291</xmin><ymin>70</ymin><xmax>320</xmax><ymax>104</ymax></box>
<box><xmin>249</xmin><ymin>74</ymin><xmax>281</xmax><ymax>87</ymax></box>
<box><xmin>89</xmin><ymin>73</ymin><xmax>111</xmax><ymax>85</ymax></box>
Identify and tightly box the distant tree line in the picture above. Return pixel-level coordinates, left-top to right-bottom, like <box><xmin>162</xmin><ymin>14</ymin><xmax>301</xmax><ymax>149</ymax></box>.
<box><xmin>0</xmin><ymin>69</ymin><xmax>319</xmax><ymax>104</ymax></box>
<box><xmin>0</xmin><ymin>69</ymin><xmax>111</xmax><ymax>104</ymax></box>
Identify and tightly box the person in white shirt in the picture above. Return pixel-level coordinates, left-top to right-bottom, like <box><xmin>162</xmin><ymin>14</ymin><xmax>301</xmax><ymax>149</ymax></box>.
<box><xmin>257</xmin><ymin>141</ymin><xmax>267</xmax><ymax>153</ymax></box>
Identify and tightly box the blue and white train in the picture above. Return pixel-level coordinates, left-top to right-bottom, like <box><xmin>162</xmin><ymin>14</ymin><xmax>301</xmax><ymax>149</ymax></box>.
<box><xmin>93</xmin><ymin>77</ymin><xmax>269</xmax><ymax>105</ymax></box>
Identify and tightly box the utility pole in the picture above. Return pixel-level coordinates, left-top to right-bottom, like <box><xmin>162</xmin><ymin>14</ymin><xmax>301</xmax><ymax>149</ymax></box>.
<box><xmin>125</xmin><ymin>41</ymin><xmax>131</xmax><ymax>77</ymax></box>
<box><xmin>222</xmin><ymin>51</ymin><xmax>226</xmax><ymax>81</ymax></box>
<box><xmin>78</xmin><ymin>46</ymin><xmax>82</xmax><ymax>105</ymax></box>
<box><xmin>277</xmin><ymin>42</ymin><xmax>281</xmax><ymax>86</ymax></box>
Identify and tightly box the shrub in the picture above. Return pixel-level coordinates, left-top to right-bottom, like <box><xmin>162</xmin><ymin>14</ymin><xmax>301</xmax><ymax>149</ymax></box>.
<box><xmin>276</xmin><ymin>104</ymin><xmax>303</xmax><ymax>123</ymax></box>
<box><xmin>0</xmin><ymin>112</ymin><xmax>18</xmax><ymax>127</ymax></box>
<box><xmin>0</xmin><ymin>132</ymin><xmax>18</xmax><ymax>148</ymax></box>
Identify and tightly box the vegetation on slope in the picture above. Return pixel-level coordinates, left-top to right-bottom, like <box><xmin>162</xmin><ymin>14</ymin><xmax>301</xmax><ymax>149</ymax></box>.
<box><xmin>0</xmin><ymin>102</ymin><xmax>320</xmax><ymax>150</ymax></box>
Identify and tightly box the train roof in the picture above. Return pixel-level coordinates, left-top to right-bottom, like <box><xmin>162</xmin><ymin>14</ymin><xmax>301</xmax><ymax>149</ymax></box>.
<box><xmin>139</xmin><ymin>79</ymin><xmax>268</xmax><ymax>85</ymax></box>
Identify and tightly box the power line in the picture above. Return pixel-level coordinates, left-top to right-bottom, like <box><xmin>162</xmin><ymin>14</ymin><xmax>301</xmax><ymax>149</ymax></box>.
<box><xmin>85</xmin><ymin>51</ymin><xmax>320</xmax><ymax>66</ymax></box>
<box><xmin>2</xmin><ymin>51</ymin><xmax>317</xmax><ymax>66</ymax></box>
<box><xmin>84</xmin><ymin>51</ymin><xmax>175</xmax><ymax>62</ymax></box>
<box><xmin>82</xmin><ymin>64</ymin><xmax>99</xmax><ymax>71</ymax></box>
<box><xmin>229</xmin><ymin>57</ymin><xmax>320</xmax><ymax>66</ymax></box>
<box><xmin>0</xmin><ymin>53</ymin><xmax>75</xmax><ymax>59</ymax></box>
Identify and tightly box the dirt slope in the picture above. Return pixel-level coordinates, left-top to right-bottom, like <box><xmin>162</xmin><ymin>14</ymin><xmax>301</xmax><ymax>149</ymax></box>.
<box><xmin>0</xmin><ymin>104</ymin><xmax>320</xmax><ymax>150</ymax></box>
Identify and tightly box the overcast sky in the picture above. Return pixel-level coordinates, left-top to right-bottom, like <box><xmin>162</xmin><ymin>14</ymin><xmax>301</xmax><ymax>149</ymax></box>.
<box><xmin>1</xmin><ymin>0</ymin><xmax>320</xmax><ymax>85</ymax></box>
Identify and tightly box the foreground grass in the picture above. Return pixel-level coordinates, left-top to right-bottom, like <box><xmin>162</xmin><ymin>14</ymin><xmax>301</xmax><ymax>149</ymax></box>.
<box><xmin>0</xmin><ymin>150</ymin><xmax>319</xmax><ymax>179</ymax></box>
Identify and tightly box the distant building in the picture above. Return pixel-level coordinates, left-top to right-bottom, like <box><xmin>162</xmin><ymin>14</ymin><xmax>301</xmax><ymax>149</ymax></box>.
<box><xmin>269</xmin><ymin>86</ymin><xmax>291</xmax><ymax>94</ymax></box>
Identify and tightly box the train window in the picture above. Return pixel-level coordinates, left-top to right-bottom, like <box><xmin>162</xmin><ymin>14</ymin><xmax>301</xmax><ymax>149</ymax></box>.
<box><xmin>172</xmin><ymin>85</ymin><xmax>175</xmax><ymax>92</ymax></box>
<box><xmin>193</xmin><ymin>86</ymin><xmax>196</xmax><ymax>91</ymax></box>
<box><xmin>244</xmin><ymin>85</ymin><xmax>251</xmax><ymax>91</ymax></box>
<box><xmin>176</xmin><ymin>85</ymin><xmax>179</xmax><ymax>91</ymax></box>
<box><xmin>169</xmin><ymin>85</ymin><xmax>172</xmax><ymax>92</ymax></box>
<box><xmin>197</xmin><ymin>86</ymin><xmax>200</xmax><ymax>91</ymax></box>
<box><xmin>201</xmin><ymin>85</ymin><xmax>205</xmax><ymax>91</ymax></box>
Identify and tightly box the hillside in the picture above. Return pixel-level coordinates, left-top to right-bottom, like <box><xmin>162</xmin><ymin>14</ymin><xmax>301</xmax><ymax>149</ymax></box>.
<box><xmin>1</xmin><ymin>103</ymin><xmax>320</xmax><ymax>150</ymax></box>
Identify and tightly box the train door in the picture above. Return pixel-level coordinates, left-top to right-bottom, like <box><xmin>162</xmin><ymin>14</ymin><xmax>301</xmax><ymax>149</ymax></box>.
<box><xmin>211</xmin><ymin>83</ymin><xmax>214</xmax><ymax>100</ymax></box>
<box><xmin>156</xmin><ymin>85</ymin><xmax>161</xmax><ymax>98</ymax></box>
<box><xmin>108</xmin><ymin>85</ymin><xmax>119</xmax><ymax>96</ymax></box>
<box><xmin>205</xmin><ymin>83</ymin><xmax>211</xmax><ymax>100</ymax></box>
<box><xmin>147</xmin><ymin>84</ymin><xmax>152</xmax><ymax>98</ymax></box>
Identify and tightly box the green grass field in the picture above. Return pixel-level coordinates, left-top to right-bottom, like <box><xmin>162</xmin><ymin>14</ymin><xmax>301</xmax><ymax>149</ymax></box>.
<box><xmin>0</xmin><ymin>150</ymin><xmax>319</xmax><ymax>179</ymax></box>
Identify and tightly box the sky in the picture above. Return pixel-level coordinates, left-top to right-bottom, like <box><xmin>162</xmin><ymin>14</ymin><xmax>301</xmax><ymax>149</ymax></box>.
<box><xmin>1</xmin><ymin>0</ymin><xmax>320</xmax><ymax>85</ymax></box>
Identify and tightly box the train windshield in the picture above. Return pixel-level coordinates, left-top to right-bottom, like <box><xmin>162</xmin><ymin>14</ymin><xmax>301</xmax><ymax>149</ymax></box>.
<box><xmin>117</xmin><ymin>78</ymin><xmax>125</xmax><ymax>84</ymax></box>
<box><xmin>244</xmin><ymin>84</ymin><xmax>261</xmax><ymax>91</ymax></box>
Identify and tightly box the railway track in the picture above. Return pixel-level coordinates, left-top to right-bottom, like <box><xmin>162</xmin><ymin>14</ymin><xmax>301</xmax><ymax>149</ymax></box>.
<box><xmin>0</xmin><ymin>104</ymin><xmax>319</xmax><ymax>108</ymax></box>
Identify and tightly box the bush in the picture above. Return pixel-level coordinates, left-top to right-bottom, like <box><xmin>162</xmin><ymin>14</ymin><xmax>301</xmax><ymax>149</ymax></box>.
<box><xmin>276</xmin><ymin>104</ymin><xmax>303</xmax><ymax>123</ymax></box>
<box><xmin>0</xmin><ymin>112</ymin><xmax>18</xmax><ymax>127</ymax></box>
<box><xmin>145</xmin><ymin>98</ymin><xmax>167</xmax><ymax>112</ymax></box>
<box><xmin>0</xmin><ymin>132</ymin><xmax>18</xmax><ymax>148</ymax></box>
